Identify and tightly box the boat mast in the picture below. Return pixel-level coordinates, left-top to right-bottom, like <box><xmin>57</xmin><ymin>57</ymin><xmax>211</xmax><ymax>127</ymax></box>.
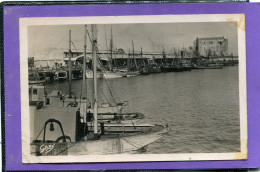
<box><xmin>68</xmin><ymin>30</ymin><xmax>72</xmax><ymax>98</ymax></box>
<box><xmin>91</xmin><ymin>24</ymin><xmax>98</xmax><ymax>140</ymax></box>
<box><xmin>163</xmin><ymin>47</ymin><xmax>166</xmax><ymax>65</ymax></box>
<box><xmin>141</xmin><ymin>47</ymin><xmax>145</xmax><ymax>66</ymax></box>
<box><xmin>132</xmin><ymin>40</ymin><xmax>138</xmax><ymax>70</ymax></box>
<box><xmin>104</xmin><ymin>26</ymin><xmax>112</xmax><ymax>71</ymax></box>
<box><xmin>110</xmin><ymin>27</ymin><xmax>114</xmax><ymax>70</ymax></box>
<box><xmin>82</xmin><ymin>25</ymin><xmax>87</xmax><ymax>99</ymax></box>
<box><xmin>182</xmin><ymin>43</ymin><xmax>185</xmax><ymax>58</ymax></box>
<box><xmin>127</xmin><ymin>49</ymin><xmax>131</xmax><ymax>73</ymax></box>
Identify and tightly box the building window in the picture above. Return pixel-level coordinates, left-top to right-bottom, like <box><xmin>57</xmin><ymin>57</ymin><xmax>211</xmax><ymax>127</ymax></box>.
<box><xmin>209</xmin><ymin>41</ymin><xmax>213</xmax><ymax>44</ymax></box>
<box><xmin>46</xmin><ymin>98</ymin><xmax>50</xmax><ymax>105</ymax></box>
<box><xmin>33</xmin><ymin>89</ymin><xmax>37</xmax><ymax>95</ymax></box>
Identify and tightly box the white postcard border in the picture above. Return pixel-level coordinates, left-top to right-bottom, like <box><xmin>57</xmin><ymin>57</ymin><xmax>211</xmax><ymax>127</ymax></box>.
<box><xmin>20</xmin><ymin>14</ymin><xmax>247</xmax><ymax>163</ymax></box>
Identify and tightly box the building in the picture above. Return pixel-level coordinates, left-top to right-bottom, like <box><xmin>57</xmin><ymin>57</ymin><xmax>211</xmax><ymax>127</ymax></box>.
<box><xmin>193</xmin><ymin>37</ymin><xmax>228</xmax><ymax>58</ymax></box>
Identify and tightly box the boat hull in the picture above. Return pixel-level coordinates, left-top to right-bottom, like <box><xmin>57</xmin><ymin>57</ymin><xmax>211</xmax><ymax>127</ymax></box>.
<box><xmin>30</xmin><ymin>124</ymin><xmax>169</xmax><ymax>156</ymax></box>
<box><xmin>56</xmin><ymin>71</ymin><xmax>68</xmax><ymax>81</ymax></box>
<box><xmin>127</xmin><ymin>71</ymin><xmax>140</xmax><ymax>77</ymax></box>
<box><xmin>86</xmin><ymin>122</ymin><xmax>160</xmax><ymax>134</ymax></box>
<box><xmin>97</xmin><ymin>112</ymin><xmax>145</xmax><ymax>121</ymax></box>
<box><xmin>72</xmin><ymin>69</ymin><xmax>83</xmax><ymax>80</ymax></box>
<box><xmin>86</xmin><ymin>70</ymin><xmax>103</xmax><ymax>79</ymax></box>
<box><xmin>103</xmin><ymin>71</ymin><xmax>126</xmax><ymax>79</ymax></box>
<box><xmin>29</xmin><ymin>80</ymin><xmax>46</xmax><ymax>85</ymax></box>
<box><xmin>86</xmin><ymin>103</ymin><xmax>127</xmax><ymax>114</ymax></box>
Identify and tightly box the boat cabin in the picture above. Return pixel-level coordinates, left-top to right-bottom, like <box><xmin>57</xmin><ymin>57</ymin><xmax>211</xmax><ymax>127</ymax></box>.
<box><xmin>29</xmin><ymin>85</ymin><xmax>46</xmax><ymax>108</ymax></box>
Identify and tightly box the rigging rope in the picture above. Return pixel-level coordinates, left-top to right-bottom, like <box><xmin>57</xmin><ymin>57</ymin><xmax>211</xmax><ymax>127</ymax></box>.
<box><xmin>104</xmin><ymin>25</ymin><xmax>109</xmax><ymax>56</ymax></box>
<box><xmin>103</xmin><ymin>75</ymin><xmax>121</xmax><ymax>104</ymax></box>
<box><xmin>98</xmin><ymin>87</ymin><xmax>108</xmax><ymax>103</ymax></box>
<box><xmin>98</xmin><ymin>87</ymin><xmax>117</xmax><ymax>114</ymax></box>
<box><xmin>86</xmin><ymin>27</ymin><xmax>122</xmax><ymax>106</ymax></box>
<box><xmin>41</xmin><ymin>34</ymin><xmax>68</xmax><ymax>61</ymax></box>
<box><xmin>55</xmin><ymin>141</ymin><xmax>79</xmax><ymax>156</ymax></box>
<box><xmin>103</xmin><ymin>78</ymin><xmax>119</xmax><ymax>106</ymax></box>
<box><xmin>71</xmin><ymin>41</ymin><xmax>78</xmax><ymax>53</ymax></box>
<box><xmin>97</xmin><ymin>88</ymin><xmax>104</xmax><ymax>104</ymax></box>
<box><xmin>34</xmin><ymin>125</ymin><xmax>45</xmax><ymax>141</ymax></box>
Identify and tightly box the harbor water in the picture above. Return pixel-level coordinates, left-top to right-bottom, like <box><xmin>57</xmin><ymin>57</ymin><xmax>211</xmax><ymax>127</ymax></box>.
<box><xmin>45</xmin><ymin>66</ymin><xmax>240</xmax><ymax>153</ymax></box>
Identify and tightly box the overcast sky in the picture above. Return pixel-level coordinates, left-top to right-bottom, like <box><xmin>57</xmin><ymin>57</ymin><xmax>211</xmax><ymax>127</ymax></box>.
<box><xmin>28</xmin><ymin>22</ymin><xmax>238</xmax><ymax>60</ymax></box>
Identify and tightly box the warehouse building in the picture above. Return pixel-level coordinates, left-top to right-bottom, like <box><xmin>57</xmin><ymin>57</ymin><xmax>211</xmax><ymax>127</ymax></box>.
<box><xmin>193</xmin><ymin>37</ymin><xmax>228</xmax><ymax>58</ymax></box>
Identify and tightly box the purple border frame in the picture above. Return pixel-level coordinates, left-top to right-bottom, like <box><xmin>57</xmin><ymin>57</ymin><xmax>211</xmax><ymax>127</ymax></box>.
<box><xmin>3</xmin><ymin>3</ymin><xmax>260</xmax><ymax>171</ymax></box>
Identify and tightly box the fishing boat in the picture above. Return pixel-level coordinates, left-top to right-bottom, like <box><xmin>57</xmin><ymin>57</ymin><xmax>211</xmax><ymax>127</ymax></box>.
<box><xmin>86</xmin><ymin>102</ymin><xmax>129</xmax><ymax>114</ymax></box>
<box><xmin>140</xmin><ymin>67</ymin><xmax>150</xmax><ymax>75</ymax></box>
<box><xmin>55</xmin><ymin>70</ymin><xmax>67</xmax><ymax>81</ymax></box>
<box><xmin>101</xmin><ymin>27</ymin><xmax>129</xmax><ymax>79</ymax></box>
<box><xmin>30</xmin><ymin>115</ymin><xmax>169</xmax><ymax>155</ymax></box>
<box><xmin>30</xmin><ymin>95</ymin><xmax>169</xmax><ymax>156</ymax></box>
<box><xmin>28</xmin><ymin>71</ymin><xmax>46</xmax><ymax>85</ymax></box>
<box><xmin>127</xmin><ymin>70</ymin><xmax>141</xmax><ymax>77</ymax></box>
<box><xmin>148</xmin><ymin>64</ymin><xmax>161</xmax><ymax>73</ymax></box>
<box><xmin>171</xmin><ymin>58</ymin><xmax>184</xmax><ymax>72</ymax></box>
<box><xmin>181</xmin><ymin>60</ymin><xmax>192</xmax><ymax>71</ymax></box>
<box><xmin>86</xmin><ymin>69</ymin><xmax>103</xmax><ymax>79</ymax></box>
<box><xmin>171</xmin><ymin>64</ymin><xmax>184</xmax><ymax>72</ymax></box>
<box><xmin>126</xmin><ymin>41</ymin><xmax>141</xmax><ymax>77</ymax></box>
<box><xmin>223</xmin><ymin>59</ymin><xmax>235</xmax><ymax>66</ymax></box>
<box><xmin>102</xmin><ymin>70</ymin><xmax>126</xmax><ymax>79</ymax></box>
<box><xmin>30</xmin><ymin>25</ymin><xmax>169</xmax><ymax>156</ymax></box>
<box><xmin>194</xmin><ymin>63</ymin><xmax>223</xmax><ymax>69</ymax></box>
<box><xmin>161</xmin><ymin>64</ymin><xmax>172</xmax><ymax>72</ymax></box>
<box><xmin>72</xmin><ymin>68</ymin><xmax>83</xmax><ymax>80</ymax></box>
<box><xmin>41</xmin><ymin>69</ymin><xmax>56</xmax><ymax>83</ymax></box>
<box><xmin>206</xmin><ymin>63</ymin><xmax>223</xmax><ymax>69</ymax></box>
<box><xmin>139</xmin><ymin>48</ymin><xmax>150</xmax><ymax>75</ymax></box>
<box><xmin>161</xmin><ymin>49</ymin><xmax>172</xmax><ymax>72</ymax></box>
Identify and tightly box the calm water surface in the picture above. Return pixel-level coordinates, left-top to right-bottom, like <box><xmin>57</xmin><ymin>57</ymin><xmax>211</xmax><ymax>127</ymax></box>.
<box><xmin>45</xmin><ymin>66</ymin><xmax>240</xmax><ymax>153</ymax></box>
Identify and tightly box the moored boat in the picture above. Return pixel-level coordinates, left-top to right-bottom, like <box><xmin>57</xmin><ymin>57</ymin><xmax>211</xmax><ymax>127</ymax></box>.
<box><xmin>148</xmin><ymin>64</ymin><xmax>161</xmax><ymax>73</ymax></box>
<box><xmin>171</xmin><ymin>65</ymin><xmax>184</xmax><ymax>72</ymax></box>
<box><xmin>55</xmin><ymin>70</ymin><xmax>67</xmax><ymax>81</ymax></box>
<box><xmin>127</xmin><ymin>70</ymin><xmax>141</xmax><ymax>77</ymax></box>
<box><xmin>181</xmin><ymin>62</ymin><xmax>192</xmax><ymax>71</ymax></box>
<box><xmin>140</xmin><ymin>66</ymin><xmax>150</xmax><ymax>75</ymax></box>
<box><xmin>102</xmin><ymin>70</ymin><xmax>126</xmax><ymax>79</ymax></box>
<box><xmin>72</xmin><ymin>68</ymin><xmax>83</xmax><ymax>80</ymax></box>
<box><xmin>30</xmin><ymin>117</ymin><xmax>169</xmax><ymax>155</ymax></box>
<box><xmin>223</xmin><ymin>60</ymin><xmax>235</xmax><ymax>66</ymax></box>
<box><xmin>29</xmin><ymin>71</ymin><xmax>46</xmax><ymax>85</ymax></box>
<box><xmin>42</xmin><ymin>70</ymin><xmax>56</xmax><ymax>83</ymax></box>
<box><xmin>86</xmin><ymin>69</ymin><xmax>103</xmax><ymax>79</ymax></box>
<box><xmin>207</xmin><ymin>63</ymin><xmax>223</xmax><ymax>69</ymax></box>
<box><xmin>161</xmin><ymin>64</ymin><xmax>172</xmax><ymax>72</ymax></box>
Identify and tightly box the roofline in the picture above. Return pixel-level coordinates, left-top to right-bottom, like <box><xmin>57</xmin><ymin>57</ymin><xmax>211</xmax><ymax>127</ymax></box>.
<box><xmin>196</xmin><ymin>37</ymin><xmax>226</xmax><ymax>40</ymax></box>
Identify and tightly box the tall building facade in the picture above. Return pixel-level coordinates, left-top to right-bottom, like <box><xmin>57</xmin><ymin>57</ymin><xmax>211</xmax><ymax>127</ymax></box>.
<box><xmin>193</xmin><ymin>37</ymin><xmax>228</xmax><ymax>57</ymax></box>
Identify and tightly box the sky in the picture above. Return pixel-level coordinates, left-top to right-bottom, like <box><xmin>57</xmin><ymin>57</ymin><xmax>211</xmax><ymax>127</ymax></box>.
<box><xmin>28</xmin><ymin>22</ymin><xmax>238</xmax><ymax>60</ymax></box>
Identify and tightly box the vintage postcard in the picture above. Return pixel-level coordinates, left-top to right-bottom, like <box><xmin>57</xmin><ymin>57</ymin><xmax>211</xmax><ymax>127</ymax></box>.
<box><xmin>20</xmin><ymin>14</ymin><xmax>247</xmax><ymax>163</ymax></box>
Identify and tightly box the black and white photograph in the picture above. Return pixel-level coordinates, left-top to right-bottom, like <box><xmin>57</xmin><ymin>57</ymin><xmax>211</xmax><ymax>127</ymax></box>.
<box><xmin>20</xmin><ymin>14</ymin><xmax>247</xmax><ymax>163</ymax></box>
